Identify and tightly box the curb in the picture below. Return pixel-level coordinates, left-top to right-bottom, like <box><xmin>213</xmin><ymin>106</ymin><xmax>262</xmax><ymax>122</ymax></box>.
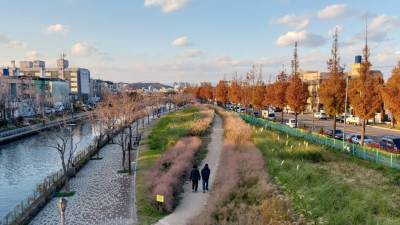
<box><xmin>367</xmin><ymin>125</ymin><xmax>400</xmax><ymax>133</ymax></box>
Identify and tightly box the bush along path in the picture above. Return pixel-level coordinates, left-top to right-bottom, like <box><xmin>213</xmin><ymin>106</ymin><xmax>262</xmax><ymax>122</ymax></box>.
<box><xmin>135</xmin><ymin>106</ymin><xmax>214</xmax><ymax>224</ymax></box>
<box><xmin>156</xmin><ymin>113</ymin><xmax>223</xmax><ymax>225</ymax></box>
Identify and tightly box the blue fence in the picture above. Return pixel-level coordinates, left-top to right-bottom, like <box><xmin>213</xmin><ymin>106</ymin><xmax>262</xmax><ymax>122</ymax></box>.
<box><xmin>238</xmin><ymin>113</ymin><xmax>400</xmax><ymax>169</ymax></box>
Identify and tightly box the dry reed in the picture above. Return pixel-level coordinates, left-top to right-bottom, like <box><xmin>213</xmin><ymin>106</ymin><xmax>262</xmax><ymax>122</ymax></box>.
<box><xmin>144</xmin><ymin>137</ymin><xmax>202</xmax><ymax>212</ymax></box>
<box><xmin>189</xmin><ymin>108</ymin><xmax>214</xmax><ymax>136</ymax></box>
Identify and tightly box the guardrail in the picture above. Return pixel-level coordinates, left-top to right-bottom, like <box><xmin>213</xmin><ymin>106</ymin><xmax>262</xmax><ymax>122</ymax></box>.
<box><xmin>238</xmin><ymin>113</ymin><xmax>400</xmax><ymax>169</ymax></box>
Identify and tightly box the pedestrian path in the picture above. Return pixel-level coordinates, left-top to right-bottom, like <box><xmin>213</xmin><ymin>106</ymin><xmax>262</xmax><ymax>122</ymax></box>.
<box><xmin>156</xmin><ymin>114</ymin><xmax>223</xmax><ymax>225</ymax></box>
<box><xmin>29</xmin><ymin>109</ymin><xmax>176</xmax><ymax>225</ymax></box>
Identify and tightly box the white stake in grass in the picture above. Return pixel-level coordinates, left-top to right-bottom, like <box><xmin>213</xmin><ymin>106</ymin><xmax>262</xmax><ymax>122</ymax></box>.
<box><xmin>281</xmin><ymin>160</ymin><xmax>284</xmax><ymax>166</ymax></box>
<box><xmin>297</xmin><ymin>164</ymin><xmax>299</xmax><ymax>170</ymax></box>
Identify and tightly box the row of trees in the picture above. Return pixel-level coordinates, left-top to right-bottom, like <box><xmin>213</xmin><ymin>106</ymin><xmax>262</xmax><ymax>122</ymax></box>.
<box><xmin>186</xmin><ymin>27</ymin><xmax>400</xmax><ymax>146</ymax></box>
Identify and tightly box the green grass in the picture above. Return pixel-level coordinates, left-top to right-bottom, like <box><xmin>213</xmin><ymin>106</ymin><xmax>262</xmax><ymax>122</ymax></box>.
<box><xmin>117</xmin><ymin>169</ymin><xmax>129</xmax><ymax>173</ymax></box>
<box><xmin>136</xmin><ymin>107</ymin><xmax>199</xmax><ymax>225</ymax></box>
<box><xmin>89</xmin><ymin>157</ymin><xmax>103</xmax><ymax>160</ymax></box>
<box><xmin>54</xmin><ymin>191</ymin><xmax>76</xmax><ymax>197</ymax></box>
<box><xmin>251</xmin><ymin>122</ymin><xmax>400</xmax><ymax>224</ymax></box>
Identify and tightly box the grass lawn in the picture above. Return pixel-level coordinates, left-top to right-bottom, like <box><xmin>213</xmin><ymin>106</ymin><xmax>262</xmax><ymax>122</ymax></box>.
<box><xmin>251</xmin><ymin>122</ymin><xmax>400</xmax><ymax>224</ymax></box>
<box><xmin>135</xmin><ymin>107</ymin><xmax>200</xmax><ymax>225</ymax></box>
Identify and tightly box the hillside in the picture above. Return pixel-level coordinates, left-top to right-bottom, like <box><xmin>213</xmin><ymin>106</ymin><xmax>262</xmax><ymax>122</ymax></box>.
<box><xmin>128</xmin><ymin>82</ymin><xmax>172</xmax><ymax>90</ymax></box>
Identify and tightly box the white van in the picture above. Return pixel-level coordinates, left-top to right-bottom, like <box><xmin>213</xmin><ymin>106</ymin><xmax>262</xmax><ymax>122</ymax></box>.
<box><xmin>262</xmin><ymin>110</ymin><xmax>275</xmax><ymax>120</ymax></box>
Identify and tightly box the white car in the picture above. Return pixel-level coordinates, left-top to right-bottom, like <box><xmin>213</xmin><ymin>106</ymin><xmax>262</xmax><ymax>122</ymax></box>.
<box><xmin>44</xmin><ymin>109</ymin><xmax>52</xmax><ymax>114</ymax></box>
<box><xmin>351</xmin><ymin>134</ymin><xmax>374</xmax><ymax>145</ymax></box>
<box><xmin>314</xmin><ymin>112</ymin><xmax>327</xmax><ymax>119</ymax></box>
<box><xmin>286</xmin><ymin>119</ymin><xmax>298</xmax><ymax>128</ymax></box>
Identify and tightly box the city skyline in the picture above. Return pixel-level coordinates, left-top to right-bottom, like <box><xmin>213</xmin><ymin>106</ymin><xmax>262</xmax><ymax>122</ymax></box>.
<box><xmin>1</xmin><ymin>0</ymin><xmax>400</xmax><ymax>84</ymax></box>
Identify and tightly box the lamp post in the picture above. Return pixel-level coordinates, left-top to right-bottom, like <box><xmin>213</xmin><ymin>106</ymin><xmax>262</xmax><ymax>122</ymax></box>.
<box><xmin>343</xmin><ymin>76</ymin><xmax>349</xmax><ymax>143</ymax></box>
<box><xmin>57</xmin><ymin>197</ymin><xmax>67</xmax><ymax>225</ymax></box>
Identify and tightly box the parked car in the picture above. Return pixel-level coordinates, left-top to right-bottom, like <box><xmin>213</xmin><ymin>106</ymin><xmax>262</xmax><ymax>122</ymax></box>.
<box><xmin>239</xmin><ymin>108</ymin><xmax>245</xmax><ymax>113</ymax></box>
<box><xmin>44</xmin><ymin>109</ymin><xmax>52</xmax><ymax>114</ymax></box>
<box><xmin>335</xmin><ymin>116</ymin><xmax>343</xmax><ymax>121</ymax></box>
<box><xmin>351</xmin><ymin>134</ymin><xmax>374</xmax><ymax>145</ymax></box>
<box><xmin>286</xmin><ymin>119</ymin><xmax>298</xmax><ymax>128</ymax></box>
<box><xmin>287</xmin><ymin>109</ymin><xmax>296</xmax><ymax>115</ymax></box>
<box><xmin>314</xmin><ymin>112</ymin><xmax>327</xmax><ymax>119</ymax></box>
<box><xmin>253</xmin><ymin>112</ymin><xmax>259</xmax><ymax>118</ymax></box>
<box><xmin>346</xmin><ymin>116</ymin><xmax>362</xmax><ymax>126</ymax></box>
<box><xmin>283</xmin><ymin>108</ymin><xmax>288</xmax><ymax>114</ymax></box>
<box><xmin>345</xmin><ymin>133</ymin><xmax>358</xmax><ymax>143</ymax></box>
<box><xmin>325</xmin><ymin>129</ymin><xmax>344</xmax><ymax>139</ymax></box>
<box><xmin>380</xmin><ymin>136</ymin><xmax>400</xmax><ymax>151</ymax></box>
<box><xmin>275</xmin><ymin>107</ymin><xmax>282</xmax><ymax>112</ymax></box>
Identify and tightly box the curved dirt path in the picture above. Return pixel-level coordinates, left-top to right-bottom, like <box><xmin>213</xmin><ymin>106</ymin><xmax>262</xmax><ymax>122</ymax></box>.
<box><xmin>155</xmin><ymin>114</ymin><xmax>223</xmax><ymax>225</ymax></box>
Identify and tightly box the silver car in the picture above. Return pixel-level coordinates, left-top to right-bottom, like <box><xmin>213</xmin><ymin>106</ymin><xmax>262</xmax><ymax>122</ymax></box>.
<box><xmin>351</xmin><ymin>134</ymin><xmax>374</xmax><ymax>145</ymax></box>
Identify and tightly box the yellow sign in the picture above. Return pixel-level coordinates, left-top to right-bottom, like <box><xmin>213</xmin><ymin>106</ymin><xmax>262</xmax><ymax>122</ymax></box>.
<box><xmin>157</xmin><ymin>195</ymin><xmax>164</xmax><ymax>202</ymax></box>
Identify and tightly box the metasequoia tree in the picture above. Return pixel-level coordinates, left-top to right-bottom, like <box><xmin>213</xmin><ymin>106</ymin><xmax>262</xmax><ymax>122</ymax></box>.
<box><xmin>199</xmin><ymin>83</ymin><xmax>214</xmax><ymax>103</ymax></box>
<box><xmin>252</xmin><ymin>71</ymin><xmax>265</xmax><ymax>112</ymax></box>
<box><xmin>241</xmin><ymin>67</ymin><xmax>256</xmax><ymax>113</ymax></box>
<box><xmin>214</xmin><ymin>78</ymin><xmax>229</xmax><ymax>108</ymax></box>
<box><xmin>349</xmin><ymin>33</ymin><xmax>384</xmax><ymax>146</ymax></box>
<box><xmin>382</xmin><ymin>60</ymin><xmax>400</xmax><ymax>127</ymax></box>
<box><xmin>286</xmin><ymin>42</ymin><xmax>309</xmax><ymax>128</ymax></box>
<box><xmin>263</xmin><ymin>81</ymin><xmax>274</xmax><ymax>110</ymax></box>
<box><xmin>318</xmin><ymin>28</ymin><xmax>346</xmax><ymax>138</ymax></box>
<box><xmin>272</xmin><ymin>71</ymin><xmax>289</xmax><ymax>123</ymax></box>
<box><xmin>228</xmin><ymin>74</ymin><xmax>242</xmax><ymax>107</ymax></box>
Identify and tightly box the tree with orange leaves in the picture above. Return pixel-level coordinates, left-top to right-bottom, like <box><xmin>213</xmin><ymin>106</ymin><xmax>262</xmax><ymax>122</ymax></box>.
<box><xmin>348</xmin><ymin>33</ymin><xmax>384</xmax><ymax>146</ymax></box>
<box><xmin>199</xmin><ymin>83</ymin><xmax>214</xmax><ymax>103</ymax></box>
<box><xmin>286</xmin><ymin>42</ymin><xmax>309</xmax><ymax>128</ymax></box>
<box><xmin>272</xmin><ymin>71</ymin><xmax>289</xmax><ymax>124</ymax></box>
<box><xmin>252</xmin><ymin>72</ymin><xmax>265</xmax><ymax>112</ymax></box>
<box><xmin>215</xmin><ymin>78</ymin><xmax>229</xmax><ymax>108</ymax></box>
<box><xmin>228</xmin><ymin>74</ymin><xmax>242</xmax><ymax>108</ymax></box>
<box><xmin>382</xmin><ymin>60</ymin><xmax>400</xmax><ymax>127</ymax></box>
<box><xmin>318</xmin><ymin>28</ymin><xmax>346</xmax><ymax>138</ymax></box>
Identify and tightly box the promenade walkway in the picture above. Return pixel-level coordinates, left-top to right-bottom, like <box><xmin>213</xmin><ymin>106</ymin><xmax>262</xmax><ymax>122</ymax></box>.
<box><xmin>156</xmin><ymin>114</ymin><xmax>223</xmax><ymax>225</ymax></box>
<box><xmin>29</xmin><ymin>109</ymin><xmax>175</xmax><ymax>225</ymax></box>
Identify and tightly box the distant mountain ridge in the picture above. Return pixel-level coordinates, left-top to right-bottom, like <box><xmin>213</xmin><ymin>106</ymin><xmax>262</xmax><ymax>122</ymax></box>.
<box><xmin>128</xmin><ymin>82</ymin><xmax>173</xmax><ymax>90</ymax></box>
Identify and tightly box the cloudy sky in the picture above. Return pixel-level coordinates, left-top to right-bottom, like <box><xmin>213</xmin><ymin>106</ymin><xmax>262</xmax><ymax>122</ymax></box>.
<box><xmin>1</xmin><ymin>0</ymin><xmax>399</xmax><ymax>85</ymax></box>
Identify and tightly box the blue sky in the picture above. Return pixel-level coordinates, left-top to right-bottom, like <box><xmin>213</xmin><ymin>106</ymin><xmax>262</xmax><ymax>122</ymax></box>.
<box><xmin>1</xmin><ymin>0</ymin><xmax>400</xmax><ymax>85</ymax></box>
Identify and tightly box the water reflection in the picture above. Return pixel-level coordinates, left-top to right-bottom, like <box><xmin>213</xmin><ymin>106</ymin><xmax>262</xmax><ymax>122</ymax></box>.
<box><xmin>0</xmin><ymin>122</ymin><xmax>95</xmax><ymax>217</ymax></box>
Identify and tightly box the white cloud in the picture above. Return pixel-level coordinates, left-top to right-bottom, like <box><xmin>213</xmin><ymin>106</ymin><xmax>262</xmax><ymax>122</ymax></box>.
<box><xmin>144</xmin><ymin>0</ymin><xmax>192</xmax><ymax>13</ymax></box>
<box><xmin>0</xmin><ymin>35</ymin><xmax>9</xmax><ymax>43</ymax></box>
<box><xmin>275</xmin><ymin>31</ymin><xmax>326</xmax><ymax>48</ymax></box>
<box><xmin>271</xmin><ymin>14</ymin><xmax>310</xmax><ymax>30</ymax></box>
<box><xmin>370</xmin><ymin>14</ymin><xmax>400</xmax><ymax>32</ymax></box>
<box><xmin>45</xmin><ymin>24</ymin><xmax>69</xmax><ymax>34</ymax></box>
<box><xmin>178</xmin><ymin>49</ymin><xmax>205</xmax><ymax>58</ymax></box>
<box><xmin>328</xmin><ymin>25</ymin><xmax>344</xmax><ymax>35</ymax></box>
<box><xmin>96</xmin><ymin>55</ymin><xmax>113</xmax><ymax>61</ymax></box>
<box><xmin>344</xmin><ymin>30</ymin><xmax>387</xmax><ymax>44</ymax></box>
<box><xmin>318</xmin><ymin>4</ymin><xmax>354</xmax><ymax>19</ymax></box>
<box><xmin>26</xmin><ymin>51</ymin><xmax>38</xmax><ymax>59</ymax></box>
<box><xmin>71</xmin><ymin>42</ymin><xmax>97</xmax><ymax>56</ymax></box>
<box><xmin>5</xmin><ymin>41</ymin><xmax>28</xmax><ymax>49</ymax></box>
<box><xmin>137</xmin><ymin>62</ymin><xmax>148</xmax><ymax>69</ymax></box>
<box><xmin>172</xmin><ymin>37</ymin><xmax>191</xmax><ymax>46</ymax></box>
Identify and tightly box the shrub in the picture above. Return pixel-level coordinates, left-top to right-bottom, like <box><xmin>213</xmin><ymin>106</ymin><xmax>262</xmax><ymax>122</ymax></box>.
<box><xmin>145</xmin><ymin>137</ymin><xmax>202</xmax><ymax>212</ymax></box>
<box><xmin>16</xmin><ymin>115</ymin><xmax>24</xmax><ymax>123</ymax></box>
<box><xmin>0</xmin><ymin>120</ymin><xmax>8</xmax><ymax>128</ymax></box>
<box><xmin>272</xmin><ymin>117</ymin><xmax>277</xmax><ymax>122</ymax></box>
<box><xmin>302</xmin><ymin>123</ymin><xmax>306</xmax><ymax>129</ymax></box>
<box><xmin>319</xmin><ymin>127</ymin><xmax>324</xmax><ymax>134</ymax></box>
<box><xmin>189</xmin><ymin>109</ymin><xmax>214</xmax><ymax>136</ymax></box>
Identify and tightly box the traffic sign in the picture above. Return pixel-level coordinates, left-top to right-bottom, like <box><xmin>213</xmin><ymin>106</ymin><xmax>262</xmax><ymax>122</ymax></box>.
<box><xmin>156</xmin><ymin>195</ymin><xmax>164</xmax><ymax>202</ymax></box>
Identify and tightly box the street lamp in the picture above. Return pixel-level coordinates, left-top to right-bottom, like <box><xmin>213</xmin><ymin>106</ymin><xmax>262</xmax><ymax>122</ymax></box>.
<box><xmin>343</xmin><ymin>76</ymin><xmax>350</xmax><ymax>143</ymax></box>
<box><xmin>57</xmin><ymin>197</ymin><xmax>68</xmax><ymax>225</ymax></box>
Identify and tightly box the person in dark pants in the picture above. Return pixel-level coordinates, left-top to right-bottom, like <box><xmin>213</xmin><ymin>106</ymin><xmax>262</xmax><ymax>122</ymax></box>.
<box><xmin>189</xmin><ymin>165</ymin><xmax>201</xmax><ymax>193</ymax></box>
<box><xmin>201</xmin><ymin>164</ymin><xmax>210</xmax><ymax>193</ymax></box>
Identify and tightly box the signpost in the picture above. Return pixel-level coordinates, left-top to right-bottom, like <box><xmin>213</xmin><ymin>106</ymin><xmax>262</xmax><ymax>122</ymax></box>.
<box><xmin>157</xmin><ymin>195</ymin><xmax>164</xmax><ymax>211</ymax></box>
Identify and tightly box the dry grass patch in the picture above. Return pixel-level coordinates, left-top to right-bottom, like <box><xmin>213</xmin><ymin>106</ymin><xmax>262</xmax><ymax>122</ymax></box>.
<box><xmin>189</xmin><ymin>106</ymin><xmax>214</xmax><ymax>136</ymax></box>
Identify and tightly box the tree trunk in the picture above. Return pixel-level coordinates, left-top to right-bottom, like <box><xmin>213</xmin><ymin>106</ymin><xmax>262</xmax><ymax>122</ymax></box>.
<box><xmin>361</xmin><ymin>119</ymin><xmax>366</xmax><ymax>146</ymax></box>
<box><xmin>281</xmin><ymin>111</ymin><xmax>284</xmax><ymax>124</ymax></box>
<box><xmin>392</xmin><ymin>116</ymin><xmax>395</xmax><ymax>128</ymax></box>
<box><xmin>62</xmin><ymin>161</ymin><xmax>70</xmax><ymax>194</ymax></box>
<box><xmin>332</xmin><ymin>117</ymin><xmax>336</xmax><ymax>139</ymax></box>
<box><xmin>294</xmin><ymin>112</ymin><xmax>298</xmax><ymax>128</ymax></box>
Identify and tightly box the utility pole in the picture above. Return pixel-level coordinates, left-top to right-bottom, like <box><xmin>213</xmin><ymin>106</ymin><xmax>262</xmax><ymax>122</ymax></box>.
<box><xmin>343</xmin><ymin>76</ymin><xmax>349</xmax><ymax>143</ymax></box>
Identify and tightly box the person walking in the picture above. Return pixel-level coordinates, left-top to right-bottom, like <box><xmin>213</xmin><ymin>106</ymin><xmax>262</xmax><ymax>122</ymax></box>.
<box><xmin>201</xmin><ymin>164</ymin><xmax>210</xmax><ymax>193</ymax></box>
<box><xmin>189</xmin><ymin>165</ymin><xmax>201</xmax><ymax>193</ymax></box>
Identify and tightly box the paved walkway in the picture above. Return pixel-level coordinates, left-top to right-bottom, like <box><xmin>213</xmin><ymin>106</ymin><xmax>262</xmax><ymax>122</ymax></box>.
<box><xmin>156</xmin><ymin>114</ymin><xmax>223</xmax><ymax>225</ymax></box>
<box><xmin>29</xmin><ymin>109</ymin><xmax>176</xmax><ymax>225</ymax></box>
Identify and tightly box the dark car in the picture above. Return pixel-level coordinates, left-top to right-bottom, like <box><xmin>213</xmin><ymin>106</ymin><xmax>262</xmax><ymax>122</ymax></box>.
<box><xmin>253</xmin><ymin>112</ymin><xmax>259</xmax><ymax>118</ymax></box>
<box><xmin>325</xmin><ymin>129</ymin><xmax>344</xmax><ymax>140</ymax></box>
<box><xmin>380</xmin><ymin>136</ymin><xmax>400</xmax><ymax>151</ymax></box>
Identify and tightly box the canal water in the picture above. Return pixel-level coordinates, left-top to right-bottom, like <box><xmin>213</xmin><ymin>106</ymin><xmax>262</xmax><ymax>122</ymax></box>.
<box><xmin>0</xmin><ymin>122</ymin><xmax>95</xmax><ymax>217</ymax></box>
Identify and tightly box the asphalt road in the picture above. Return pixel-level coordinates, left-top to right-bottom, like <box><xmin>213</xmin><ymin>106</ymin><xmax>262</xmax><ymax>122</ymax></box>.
<box><xmin>272</xmin><ymin>112</ymin><xmax>400</xmax><ymax>143</ymax></box>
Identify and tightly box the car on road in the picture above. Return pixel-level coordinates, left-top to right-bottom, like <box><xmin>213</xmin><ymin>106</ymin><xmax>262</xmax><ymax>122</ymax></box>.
<box><xmin>346</xmin><ymin>116</ymin><xmax>362</xmax><ymax>126</ymax></box>
<box><xmin>44</xmin><ymin>109</ymin><xmax>52</xmax><ymax>114</ymax></box>
<box><xmin>351</xmin><ymin>134</ymin><xmax>374</xmax><ymax>145</ymax></box>
<box><xmin>335</xmin><ymin>116</ymin><xmax>343</xmax><ymax>121</ymax></box>
<box><xmin>287</xmin><ymin>109</ymin><xmax>296</xmax><ymax>115</ymax></box>
<box><xmin>325</xmin><ymin>129</ymin><xmax>344</xmax><ymax>140</ymax></box>
<box><xmin>345</xmin><ymin>133</ymin><xmax>357</xmax><ymax>142</ymax></box>
<box><xmin>380</xmin><ymin>136</ymin><xmax>400</xmax><ymax>151</ymax></box>
<box><xmin>286</xmin><ymin>119</ymin><xmax>298</xmax><ymax>128</ymax></box>
<box><xmin>253</xmin><ymin>112</ymin><xmax>259</xmax><ymax>118</ymax></box>
<box><xmin>314</xmin><ymin>112</ymin><xmax>327</xmax><ymax>119</ymax></box>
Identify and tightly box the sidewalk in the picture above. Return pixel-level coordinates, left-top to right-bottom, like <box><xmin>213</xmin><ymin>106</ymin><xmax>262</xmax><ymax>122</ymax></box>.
<box><xmin>156</xmin><ymin>114</ymin><xmax>223</xmax><ymax>225</ymax></box>
<box><xmin>29</xmin><ymin>109</ymin><xmax>176</xmax><ymax>225</ymax></box>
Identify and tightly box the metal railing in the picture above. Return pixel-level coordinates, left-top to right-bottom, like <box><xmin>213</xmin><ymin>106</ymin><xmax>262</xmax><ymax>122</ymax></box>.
<box><xmin>238</xmin><ymin>113</ymin><xmax>400</xmax><ymax>169</ymax></box>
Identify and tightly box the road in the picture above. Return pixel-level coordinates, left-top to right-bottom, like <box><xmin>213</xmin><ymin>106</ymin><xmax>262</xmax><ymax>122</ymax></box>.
<box><xmin>272</xmin><ymin>112</ymin><xmax>400</xmax><ymax>143</ymax></box>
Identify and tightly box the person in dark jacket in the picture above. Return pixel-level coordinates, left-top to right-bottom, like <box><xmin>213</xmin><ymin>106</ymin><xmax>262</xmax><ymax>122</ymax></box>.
<box><xmin>189</xmin><ymin>165</ymin><xmax>201</xmax><ymax>193</ymax></box>
<box><xmin>201</xmin><ymin>164</ymin><xmax>211</xmax><ymax>193</ymax></box>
